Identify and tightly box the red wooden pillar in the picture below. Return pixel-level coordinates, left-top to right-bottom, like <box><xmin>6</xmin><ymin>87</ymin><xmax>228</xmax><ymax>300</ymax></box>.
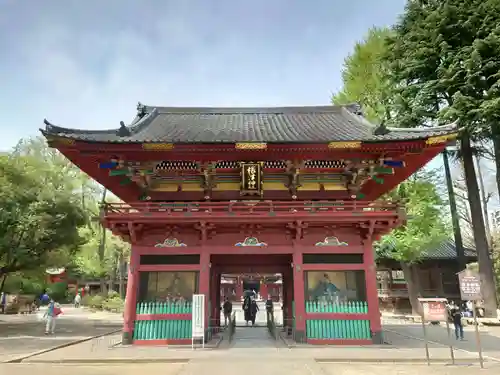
<box><xmin>286</xmin><ymin>268</ymin><xmax>294</xmax><ymax>332</ymax></box>
<box><xmin>236</xmin><ymin>279</ymin><xmax>243</xmax><ymax>301</ymax></box>
<box><xmin>215</xmin><ymin>271</ymin><xmax>221</xmax><ymax>326</ymax></box>
<box><xmin>260</xmin><ymin>282</ymin><xmax>268</xmax><ymax>300</ymax></box>
<box><xmin>199</xmin><ymin>252</ymin><xmax>211</xmax><ymax>340</ymax></box>
<box><xmin>122</xmin><ymin>248</ymin><xmax>139</xmax><ymax>345</ymax></box>
<box><xmin>364</xmin><ymin>240</ymin><xmax>383</xmax><ymax>343</ymax></box>
<box><xmin>292</xmin><ymin>252</ymin><xmax>306</xmax><ymax>343</ymax></box>
<box><xmin>281</xmin><ymin>273</ymin><xmax>288</xmax><ymax>330</ymax></box>
<box><xmin>209</xmin><ymin>266</ymin><xmax>217</xmax><ymax>327</ymax></box>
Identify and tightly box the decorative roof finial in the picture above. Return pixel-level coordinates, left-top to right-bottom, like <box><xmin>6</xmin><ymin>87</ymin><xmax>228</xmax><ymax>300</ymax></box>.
<box><xmin>136</xmin><ymin>102</ymin><xmax>147</xmax><ymax>119</ymax></box>
<box><xmin>345</xmin><ymin>103</ymin><xmax>364</xmax><ymax>116</ymax></box>
<box><xmin>116</xmin><ymin>121</ymin><xmax>131</xmax><ymax>137</ymax></box>
<box><xmin>373</xmin><ymin>121</ymin><xmax>390</xmax><ymax>136</ymax></box>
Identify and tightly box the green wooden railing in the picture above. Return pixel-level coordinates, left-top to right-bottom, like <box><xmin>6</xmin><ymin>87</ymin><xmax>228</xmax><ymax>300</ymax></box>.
<box><xmin>133</xmin><ymin>302</ymin><xmax>192</xmax><ymax>341</ymax></box>
<box><xmin>305</xmin><ymin>301</ymin><xmax>371</xmax><ymax>340</ymax></box>
<box><xmin>306</xmin><ymin>301</ymin><xmax>368</xmax><ymax>314</ymax></box>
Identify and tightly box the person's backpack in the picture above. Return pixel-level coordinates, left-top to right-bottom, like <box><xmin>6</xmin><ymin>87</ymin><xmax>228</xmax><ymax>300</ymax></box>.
<box><xmin>53</xmin><ymin>306</ymin><xmax>62</xmax><ymax>316</ymax></box>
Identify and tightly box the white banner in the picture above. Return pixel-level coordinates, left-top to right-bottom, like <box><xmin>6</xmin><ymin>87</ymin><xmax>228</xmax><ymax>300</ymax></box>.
<box><xmin>191</xmin><ymin>294</ymin><xmax>205</xmax><ymax>348</ymax></box>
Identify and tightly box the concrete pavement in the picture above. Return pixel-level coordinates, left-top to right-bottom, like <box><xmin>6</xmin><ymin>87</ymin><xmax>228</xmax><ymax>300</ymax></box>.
<box><xmin>383</xmin><ymin>321</ymin><xmax>500</xmax><ymax>361</ymax></box>
<box><xmin>0</xmin><ymin>306</ymin><xmax>122</xmax><ymax>363</ymax></box>
<box><xmin>2</xmin><ymin>361</ymin><xmax>500</xmax><ymax>375</ymax></box>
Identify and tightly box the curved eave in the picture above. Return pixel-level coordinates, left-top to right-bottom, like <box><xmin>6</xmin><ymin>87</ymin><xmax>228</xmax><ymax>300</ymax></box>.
<box><xmin>39</xmin><ymin>133</ymin><xmax>458</xmax><ymax>152</ymax></box>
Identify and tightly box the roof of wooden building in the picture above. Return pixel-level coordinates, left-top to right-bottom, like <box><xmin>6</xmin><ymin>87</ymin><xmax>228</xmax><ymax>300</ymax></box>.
<box><xmin>378</xmin><ymin>239</ymin><xmax>477</xmax><ymax>261</ymax></box>
<box><xmin>41</xmin><ymin>103</ymin><xmax>457</xmax><ymax>144</ymax></box>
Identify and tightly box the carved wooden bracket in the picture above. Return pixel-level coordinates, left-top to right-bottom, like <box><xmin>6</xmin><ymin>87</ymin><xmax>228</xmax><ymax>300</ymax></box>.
<box><xmin>127</xmin><ymin>222</ymin><xmax>144</xmax><ymax>243</ymax></box>
<box><xmin>194</xmin><ymin>221</ymin><xmax>216</xmax><ymax>242</ymax></box>
<box><xmin>164</xmin><ymin>225</ymin><xmax>180</xmax><ymax>238</ymax></box>
<box><xmin>239</xmin><ymin>224</ymin><xmax>262</xmax><ymax>236</ymax></box>
<box><xmin>358</xmin><ymin>220</ymin><xmax>376</xmax><ymax>241</ymax></box>
<box><xmin>284</xmin><ymin>160</ymin><xmax>304</xmax><ymax>197</ymax></box>
<box><xmin>287</xmin><ymin>220</ymin><xmax>308</xmax><ymax>240</ymax></box>
<box><xmin>198</xmin><ymin>162</ymin><xmax>217</xmax><ymax>198</ymax></box>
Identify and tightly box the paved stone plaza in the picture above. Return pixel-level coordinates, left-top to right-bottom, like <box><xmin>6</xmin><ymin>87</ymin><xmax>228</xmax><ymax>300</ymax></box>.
<box><xmin>2</xmin><ymin>306</ymin><xmax>500</xmax><ymax>374</ymax></box>
<box><xmin>2</xmin><ymin>361</ymin><xmax>500</xmax><ymax>375</ymax></box>
<box><xmin>0</xmin><ymin>306</ymin><xmax>122</xmax><ymax>362</ymax></box>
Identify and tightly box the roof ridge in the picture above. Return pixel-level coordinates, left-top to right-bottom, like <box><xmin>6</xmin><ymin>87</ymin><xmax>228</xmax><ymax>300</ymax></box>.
<box><xmin>142</xmin><ymin>105</ymin><xmax>346</xmax><ymax>114</ymax></box>
<box><xmin>386</xmin><ymin>120</ymin><xmax>458</xmax><ymax>133</ymax></box>
<box><xmin>42</xmin><ymin>119</ymin><xmax>118</xmax><ymax>135</ymax></box>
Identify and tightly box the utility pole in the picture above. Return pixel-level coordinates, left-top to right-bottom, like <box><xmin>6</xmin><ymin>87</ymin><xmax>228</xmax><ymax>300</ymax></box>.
<box><xmin>442</xmin><ymin>149</ymin><xmax>466</xmax><ymax>270</ymax></box>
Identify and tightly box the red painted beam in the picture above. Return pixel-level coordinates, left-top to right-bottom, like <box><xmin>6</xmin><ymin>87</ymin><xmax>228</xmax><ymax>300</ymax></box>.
<box><xmin>135</xmin><ymin>314</ymin><xmax>191</xmax><ymax>321</ymax></box>
<box><xmin>57</xmin><ymin>151</ymin><xmax>141</xmax><ymax>202</ymax></box>
<box><xmin>306</xmin><ymin>313</ymin><xmax>369</xmax><ymax>320</ymax></box>
<box><xmin>214</xmin><ymin>266</ymin><xmax>289</xmax><ymax>273</ymax></box>
<box><xmin>362</xmin><ymin>146</ymin><xmax>446</xmax><ymax>201</ymax></box>
<box><xmin>307</xmin><ymin>339</ymin><xmax>372</xmax><ymax>345</ymax></box>
<box><xmin>302</xmin><ymin>264</ymin><xmax>364</xmax><ymax>271</ymax></box>
<box><xmin>138</xmin><ymin>264</ymin><xmax>200</xmax><ymax>272</ymax></box>
<box><xmin>134</xmin><ymin>246</ymin><xmax>365</xmax><ymax>255</ymax></box>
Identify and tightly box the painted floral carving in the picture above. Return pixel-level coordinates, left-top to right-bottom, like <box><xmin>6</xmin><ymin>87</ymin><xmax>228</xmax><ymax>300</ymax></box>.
<box><xmin>235</xmin><ymin>237</ymin><xmax>267</xmax><ymax>247</ymax></box>
<box><xmin>155</xmin><ymin>238</ymin><xmax>187</xmax><ymax>247</ymax></box>
<box><xmin>315</xmin><ymin>236</ymin><xmax>348</xmax><ymax>246</ymax></box>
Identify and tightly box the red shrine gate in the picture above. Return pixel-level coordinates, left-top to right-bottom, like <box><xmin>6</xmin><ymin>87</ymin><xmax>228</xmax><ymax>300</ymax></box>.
<box><xmin>41</xmin><ymin>103</ymin><xmax>458</xmax><ymax>345</ymax></box>
<box><xmin>106</xmin><ymin>200</ymin><xmax>405</xmax><ymax>344</ymax></box>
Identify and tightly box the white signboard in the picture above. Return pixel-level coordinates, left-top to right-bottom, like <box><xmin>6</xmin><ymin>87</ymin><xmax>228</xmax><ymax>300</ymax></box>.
<box><xmin>191</xmin><ymin>294</ymin><xmax>205</xmax><ymax>349</ymax></box>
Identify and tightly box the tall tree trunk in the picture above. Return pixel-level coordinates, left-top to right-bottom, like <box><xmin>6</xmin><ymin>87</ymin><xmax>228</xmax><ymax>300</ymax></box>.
<box><xmin>443</xmin><ymin>150</ymin><xmax>466</xmax><ymax>269</ymax></box>
<box><xmin>475</xmin><ymin>155</ymin><xmax>492</xmax><ymax>246</ymax></box>
<box><xmin>401</xmin><ymin>262</ymin><xmax>423</xmax><ymax>316</ymax></box>
<box><xmin>461</xmin><ymin>135</ymin><xmax>498</xmax><ymax>316</ymax></box>
<box><xmin>0</xmin><ymin>274</ymin><xmax>8</xmax><ymax>294</ymax></box>
<box><xmin>491</xmin><ymin>130</ymin><xmax>500</xmax><ymax>200</ymax></box>
<box><xmin>99</xmin><ymin>188</ymin><xmax>108</xmax><ymax>295</ymax></box>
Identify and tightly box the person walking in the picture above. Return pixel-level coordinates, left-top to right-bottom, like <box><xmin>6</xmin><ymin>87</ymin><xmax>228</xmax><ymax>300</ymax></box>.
<box><xmin>44</xmin><ymin>299</ymin><xmax>62</xmax><ymax>335</ymax></box>
<box><xmin>0</xmin><ymin>292</ymin><xmax>6</xmax><ymax>314</ymax></box>
<box><xmin>450</xmin><ymin>302</ymin><xmax>464</xmax><ymax>340</ymax></box>
<box><xmin>222</xmin><ymin>297</ymin><xmax>232</xmax><ymax>326</ymax></box>
<box><xmin>74</xmin><ymin>293</ymin><xmax>81</xmax><ymax>308</ymax></box>
<box><xmin>243</xmin><ymin>295</ymin><xmax>252</xmax><ymax>326</ymax></box>
<box><xmin>250</xmin><ymin>297</ymin><xmax>259</xmax><ymax>327</ymax></box>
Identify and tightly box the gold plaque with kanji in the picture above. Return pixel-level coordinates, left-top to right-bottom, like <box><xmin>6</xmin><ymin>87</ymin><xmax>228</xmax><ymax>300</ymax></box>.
<box><xmin>240</xmin><ymin>162</ymin><xmax>263</xmax><ymax>196</ymax></box>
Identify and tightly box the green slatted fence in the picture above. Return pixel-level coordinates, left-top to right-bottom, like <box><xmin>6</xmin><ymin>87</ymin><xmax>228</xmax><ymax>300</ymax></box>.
<box><xmin>134</xmin><ymin>301</ymin><xmax>192</xmax><ymax>341</ymax></box>
<box><xmin>305</xmin><ymin>301</ymin><xmax>371</xmax><ymax>340</ymax></box>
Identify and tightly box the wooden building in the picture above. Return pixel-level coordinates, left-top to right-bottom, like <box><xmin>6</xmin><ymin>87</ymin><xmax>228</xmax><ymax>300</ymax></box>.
<box><xmin>41</xmin><ymin>103</ymin><xmax>457</xmax><ymax>345</ymax></box>
<box><xmin>377</xmin><ymin>240</ymin><xmax>477</xmax><ymax>313</ymax></box>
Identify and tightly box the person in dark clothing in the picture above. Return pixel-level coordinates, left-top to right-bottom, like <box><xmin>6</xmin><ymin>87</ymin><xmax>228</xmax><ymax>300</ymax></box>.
<box><xmin>265</xmin><ymin>295</ymin><xmax>274</xmax><ymax>313</ymax></box>
<box><xmin>449</xmin><ymin>302</ymin><xmax>464</xmax><ymax>340</ymax></box>
<box><xmin>250</xmin><ymin>298</ymin><xmax>259</xmax><ymax>326</ymax></box>
<box><xmin>222</xmin><ymin>297</ymin><xmax>232</xmax><ymax>326</ymax></box>
<box><xmin>243</xmin><ymin>296</ymin><xmax>252</xmax><ymax>325</ymax></box>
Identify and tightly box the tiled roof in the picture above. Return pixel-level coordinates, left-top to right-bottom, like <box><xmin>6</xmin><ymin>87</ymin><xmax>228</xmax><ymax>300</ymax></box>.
<box><xmin>41</xmin><ymin>104</ymin><xmax>457</xmax><ymax>144</ymax></box>
<box><xmin>378</xmin><ymin>239</ymin><xmax>476</xmax><ymax>260</ymax></box>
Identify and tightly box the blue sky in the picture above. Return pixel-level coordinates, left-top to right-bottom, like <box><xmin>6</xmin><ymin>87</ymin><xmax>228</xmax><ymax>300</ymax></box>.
<box><xmin>0</xmin><ymin>0</ymin><xmax>408</xmax><ymax>150</ymax></box>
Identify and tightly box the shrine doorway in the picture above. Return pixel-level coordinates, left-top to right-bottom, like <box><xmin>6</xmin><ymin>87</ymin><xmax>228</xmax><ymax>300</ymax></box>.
<box><xmin>209</xmin><ymin>254</ymin><xmax>294</xmax><ymax>331</ymax></box>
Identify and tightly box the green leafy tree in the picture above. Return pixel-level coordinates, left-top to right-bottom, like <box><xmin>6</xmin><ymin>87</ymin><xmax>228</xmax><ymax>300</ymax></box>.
<box><xmin>377</xmin><ymin>172</ymin><xmax>449</xmax><ymax>314</ymax></box>
<box><xmin>0</xmin><ymin>154</ymin><xmax>86</xmax><ymax>291</ymax></box>
<box><xmin>332</xmin><ymin>27</ymin><xmax>393</xmax><ymax>123</ymax></box>
<box><xmin>384</xmin><ymin>0</ymin><xmax>499</xmax><ymax>315</ymax></box>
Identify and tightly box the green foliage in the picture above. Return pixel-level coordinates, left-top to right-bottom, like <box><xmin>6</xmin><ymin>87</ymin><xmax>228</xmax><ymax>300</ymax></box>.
<box><xmin>385</xmin><ymin>0</ymin><xmax>500</xmax><ymax>132</ymax></box>
<box><xmin>332</xmin><ymin>27</ymin><xmax>394</xmax><ymax>123</ymax></box>
<box><xmin>376</xmin><ymin>172</ymin><xmax>450</xmax><ymax>263</ymax></box>
<box><xmin>0</xmin><ymin>152</ymin><xmax>86</xmax><ymax>280</ymax></box>
<box><xmin>81</xmin><ymin>292</ymin><xmax>124</xmax><ymax>312</ymax></box>
<box><xmin>2</xmin><ymin>273</ymin><xmax>47</xmax><ymax>295</ymax></box>
<box><xmin>102</xmin><ymin>295</ymin><xmax>124</xmax><ymax>312</ymax></box>
<box><xmin>46</xmin><ymin>282</ymin><xmax>68</xmax><ymax>302</ymax></box>
<box><xmin>74</xmin><ymin>224</ymin><xmax>130</xmax><ymax>279</ymax></box>
<box><xmin>0</xmin><ymin>137</ymin><xmax>130</xmax><ymax>287</ymax></box>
